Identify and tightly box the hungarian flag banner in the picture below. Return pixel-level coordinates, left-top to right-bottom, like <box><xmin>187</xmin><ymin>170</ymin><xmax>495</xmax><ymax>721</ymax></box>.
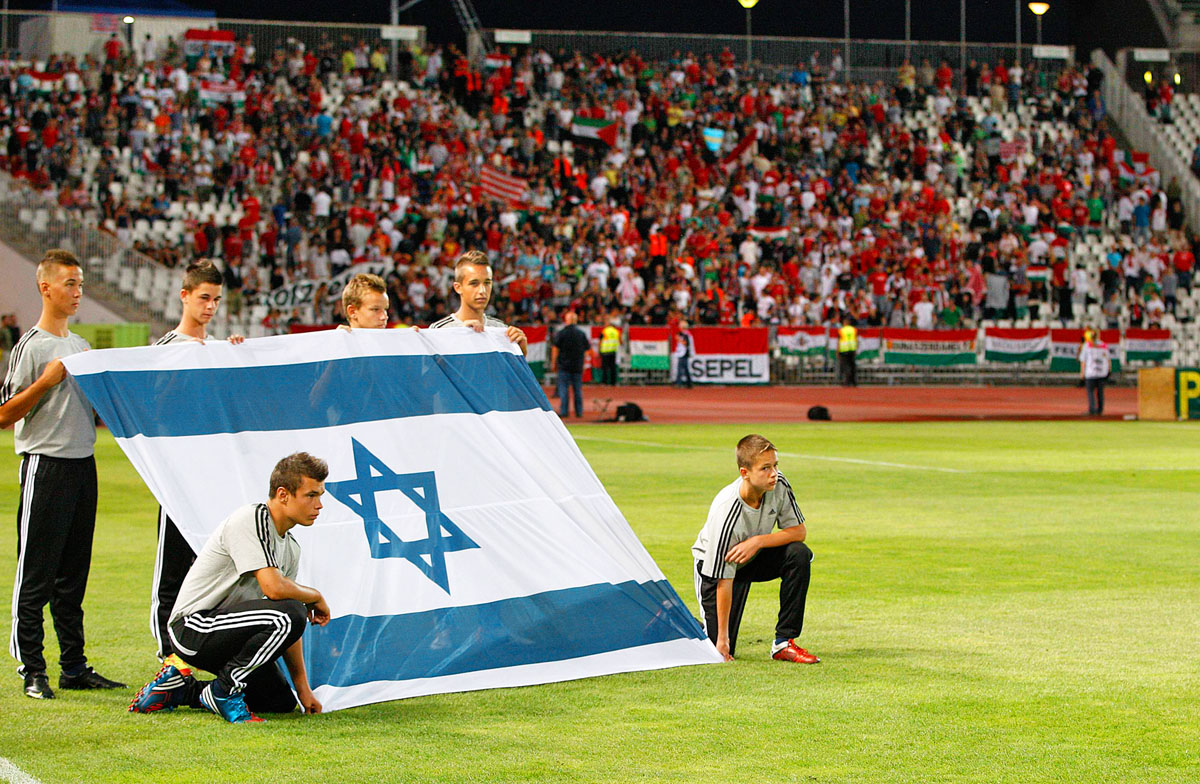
<box><xmin>749</xmin><ymin>227</ymin><xmax>789</xmax><ymax>241</ymax></box>
<box><xmin>29</xmin><ymin>71</ymin><xmax>62</xmax><ymax>93</ymax></box>
<box><xmin>983</xmin><ymin>327</ymin><xmax>1050</xmax><ymax>363</ymax></box>
<box><xmin>776</xmin><ymin>326</ymin><xmax>826</xmax><ymax>358</ymax></box>
<box><xmin>523</xmin><ymin>325</ymin><xmax>547</xmax><ymax>381</ymax></box>
<box><xmin>1027</xmin><ymin>266</ymin><xmax>1050</xmax><ymax>282</ymax></box>
<box><xmin>629</xmin><ymin>326</ymin><xmax>670</xmax><ymax>370</ymax></box>
<box><xmin>570</xmin><ymin>117</ymin><xmax>619</xmax><ymax>147</ymax></box>
<box><xmin>1049</xmin><ymin>329</ymin><xmax>1120</xmax><ymax>372</ymax></box>
<box><xmin>676</xmin><ymin>327</ymin><xmax>769</xmax><ymax>384</ymax></box>
<box><xmin>883</xmin><ymin>329</ymin><xmax>977</xmax><ymax>366</ymax></box>
<box><xmin>184</xmin><ymin>28</ymin><xmax>236</xmax><ymax>58</ymax></box>
<box><xmin>1125</xmin><ymin>327</ymin><xmax>1172</xmax><ymax>362</ymax></box>
<box><xmin>485</xmin><ymin>53</ymin><xmax>511</xmax><ymax>69</ymax></box>
<box><xmin>480</xmin><ymin>164</ymin><xmax>528</xmax><ymax>205</ymax></box>
<box><xmin>198</xmin><ymin>79</ymin><xmax>245</xmax><ymax>105</ymax></box>
<box><xmin>826</xmin><ymin>327</ymin><xmax>882</xmax><ymax>360</ymax></box>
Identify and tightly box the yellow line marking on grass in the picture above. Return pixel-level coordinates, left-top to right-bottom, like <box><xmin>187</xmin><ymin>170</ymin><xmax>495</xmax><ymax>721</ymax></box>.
<box><xmin>571</xmin><ymin>435</ymin><xmax>970</xmax><ymax>474</ymax></box>
<box><xmin>0</xmin><ymin>758</ymin><xmax>41</xmax><ymax>784</ymax></box>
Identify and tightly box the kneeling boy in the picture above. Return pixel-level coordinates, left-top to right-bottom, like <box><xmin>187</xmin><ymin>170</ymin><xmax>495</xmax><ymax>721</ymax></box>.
<box><xmin>693</xmin><ymin>434</ymin><xmax>819</xmax><ymax>663</ymax></box>
<box><xmin>130</xmin><ymin>453</ymin><xmax>331</xmax><ymax>723</ymax></box>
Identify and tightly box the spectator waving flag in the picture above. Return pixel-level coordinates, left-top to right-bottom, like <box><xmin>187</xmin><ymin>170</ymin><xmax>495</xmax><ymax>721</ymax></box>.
<box><xmin>480</xmin><ymin>164</ymin><xmax>529</xmax><ymax>205</ymax></box>
<box><xmin>61</xmin><ymin>330</ymin><xmax>720</xmax><ymax>712</ymax></box>
<box><xmin>570</xmin><ymin>117</ymin><xmax>619</xmax><ymax>147</ymax></box>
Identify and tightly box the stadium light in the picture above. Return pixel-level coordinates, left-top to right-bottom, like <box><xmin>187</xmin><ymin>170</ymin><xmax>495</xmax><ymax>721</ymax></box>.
<box><xmin>737</xmin><ymin>0</ymin><xmax>759</xmax><ymax>66</ymax></box>
<box><xmin>122</xmin><ymin>15</ymin><xmax>134</xmax><ymax>23</ymax></box>
<box><xmin>1027</xmin><ymin>2</ymin><xmax>1048</xmax><ymax>46</ymax></box>
<box><xmin>122</xmin><ymin>15</ymin><xmax>134</xmax><ymax>49</ymax></box>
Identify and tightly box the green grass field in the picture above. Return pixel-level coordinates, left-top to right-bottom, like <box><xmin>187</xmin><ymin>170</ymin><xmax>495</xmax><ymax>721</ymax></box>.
<box><xmin>2</xmin><ymin>421</ymin><xmax>1200</xmax><ymax>783</ymax></box>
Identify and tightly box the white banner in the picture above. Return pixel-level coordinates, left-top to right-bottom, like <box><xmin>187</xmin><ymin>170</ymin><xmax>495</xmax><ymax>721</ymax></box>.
<box><xmin>62</xmin><ymin>330</ymin><xmax>720</xmax><ymax>711</ymax></box>
<box><xmin>672</xmin><ymin>353</ymin><xmax>770</xmax><ymax>384</ymax></box>
<box><xmin>261</xmin><ymin>261</ymin><xmax>394</xmax><ymax>311</ymax></box>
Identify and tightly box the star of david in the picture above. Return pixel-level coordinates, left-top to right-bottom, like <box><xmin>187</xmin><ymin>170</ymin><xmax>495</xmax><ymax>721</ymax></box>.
<box><xmin>325</xmin><ymin>438</ymin><xmax>478</xmax><ymax>593</ymax></box>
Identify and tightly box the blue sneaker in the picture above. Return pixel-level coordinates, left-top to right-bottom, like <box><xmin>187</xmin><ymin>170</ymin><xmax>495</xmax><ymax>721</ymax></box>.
<box><xmin>128</xmin><ymin>663</ymin><xmax>191</xmax><ymax>713</ymax></box>
<box><xmin>199</xmin><ymin>682</ymin><xmax>264</xmax><ymax>724</ymax></box>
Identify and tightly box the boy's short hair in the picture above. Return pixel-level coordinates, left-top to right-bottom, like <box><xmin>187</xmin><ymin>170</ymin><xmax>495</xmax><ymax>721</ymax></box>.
<box><xmin>342</xmin><ymin>273</ymin><xmax>387</xmax><ymax>311</ymax></box>
<box><xmin>36</xmin><ymin>249</ymin><xmax>81</xmax><ymax>283</ymax></box>
<box><xmin>269</xmin><ymin>452</ymin><xmax>329</xmax><ymax>499</ymax></box>
<box><xmin>181</xmin><ymin>259</ymin><xmax>223</xmax><ymax>292</ymax></box>
<box><xmin>736</xmin><ymin>434</ymin><xmax>777</xmax><ymax>469</ymax></box>
<box><xmin>454</xmin><ymin>249</ymin><xmax>490</xmax><ymax>282</ymax></box>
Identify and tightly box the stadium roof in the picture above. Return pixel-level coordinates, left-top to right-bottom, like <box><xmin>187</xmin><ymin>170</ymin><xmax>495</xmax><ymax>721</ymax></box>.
<box><xmin>50</xmin><ymin>0</ymin><xmax>215</xmax><ymax>18</ymax></box>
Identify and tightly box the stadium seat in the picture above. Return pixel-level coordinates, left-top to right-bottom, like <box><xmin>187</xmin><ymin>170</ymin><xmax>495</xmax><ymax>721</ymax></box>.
<box><xmin>118</xmin><ymin>266</ymin><xmax>136</xmax><ymax>295</ymax></box>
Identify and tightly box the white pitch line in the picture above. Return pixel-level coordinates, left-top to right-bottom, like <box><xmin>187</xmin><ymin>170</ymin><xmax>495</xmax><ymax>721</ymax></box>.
<box><xmin>0</xmin><ymin>758</ymin><xmax>42</xmax><ymax>784</ymax></box>
<box><xmin>571</xmin><ymin>435</ymin><xmax>970</xmax><ymax>474</ymax></box>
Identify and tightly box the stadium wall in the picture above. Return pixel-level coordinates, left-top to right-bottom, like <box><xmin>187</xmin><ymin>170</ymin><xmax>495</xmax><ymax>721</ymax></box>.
<box><xmin>0</xmin><ymin>238</ymin><xmax>124</xmax><ymax>327</ymax></box>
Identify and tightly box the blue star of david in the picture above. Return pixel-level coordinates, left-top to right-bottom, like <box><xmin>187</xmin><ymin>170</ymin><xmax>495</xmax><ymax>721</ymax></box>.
<box><xmin>325</xmin><ymin>439</ymin><xmax>478</xmax><ymax>593</ymax></box>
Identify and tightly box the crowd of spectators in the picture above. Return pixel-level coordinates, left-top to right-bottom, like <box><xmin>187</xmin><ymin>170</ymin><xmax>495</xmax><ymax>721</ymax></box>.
<box><xmin>0</xmin><ymin>29</ymin><xmax>1195</xmax><ymax>338</ymax></box>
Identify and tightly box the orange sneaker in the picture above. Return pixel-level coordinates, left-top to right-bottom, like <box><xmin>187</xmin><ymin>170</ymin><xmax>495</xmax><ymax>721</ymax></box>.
<box><xmin>771</xmin><ymin>639</ymin><xmax>820</xmax><ymax>663</ymax></box>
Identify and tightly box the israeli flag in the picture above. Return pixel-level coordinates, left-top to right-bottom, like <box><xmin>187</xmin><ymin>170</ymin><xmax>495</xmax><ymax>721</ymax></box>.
<box><xmin>63</xmin><ymin>329</ymin><xmax>720</xmax><ymax>711</ymax></box>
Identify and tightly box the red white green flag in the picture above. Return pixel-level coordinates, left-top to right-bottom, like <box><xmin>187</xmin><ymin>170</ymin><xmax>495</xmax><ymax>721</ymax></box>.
<box><xmin>570</xmin><ymin>117</ymin><xmax>619</xmax><ymax>147</ymax></box>
<box><xmin>629</xmin><ymin>326</ymin><xmax>670</xmax><ymax>370</ymax></box>
<box><xmin>983</xmin><ymin>327</ymin><xmax>1050</xmax><ymax>363</ymax></box>
<box><xmin>776</xmin><ymin>326</ymin><xmax>826</xmax><ymax>358</ymax></box>
<box><xmin>523</xmin><ymin>325</ymin><xmax>547</xmax><ymax>381</ymax></box>
<box><xmin>1049</xmin><ymin>329</ymin><xmax>1121</xmax><ymax>372</ymax></box>
<box><xmin>883</xmin><ymin>329</ymin><xmax>977</xmax><ymax>366</ymax></box>
<box><xmin>1124</xmin><ymin>327</ymin><xmax>1172</xmax><ymax>362</ymax></box>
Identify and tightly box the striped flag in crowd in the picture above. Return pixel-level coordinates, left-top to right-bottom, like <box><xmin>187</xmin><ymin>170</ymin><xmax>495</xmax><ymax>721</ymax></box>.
<box><xmin>481</xmin><ymin>164</ymin><xmax>529</xmax><ymax>205</ymax></box>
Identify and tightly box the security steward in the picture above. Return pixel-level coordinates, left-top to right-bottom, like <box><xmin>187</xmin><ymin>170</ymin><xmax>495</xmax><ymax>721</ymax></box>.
<box><xmin>837</xmin><ymin>318</ymin><xmax>858</xmax><ymax>387</ymax></box>
<box><xmin>599</xmin><ymin>317</ymin><xmax>621</xmax><ymax>386</ymax></box>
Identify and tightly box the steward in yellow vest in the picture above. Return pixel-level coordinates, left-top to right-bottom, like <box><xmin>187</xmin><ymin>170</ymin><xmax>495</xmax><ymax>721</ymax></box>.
<box><xmin>837</xmin><ymin>320</ymin><xmax>857</xmax><ymax>386</ymax></box>
<box><xmin>599</xmin><ymin>321</ymin><xmax>621</xmax><ymax>386</ymax></box>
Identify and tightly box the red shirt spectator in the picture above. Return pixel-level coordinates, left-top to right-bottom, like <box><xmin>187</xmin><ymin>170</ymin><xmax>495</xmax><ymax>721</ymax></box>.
<box><xmin>935</xmin><ymin>63</ymin><xmax>953</xmax><ymax>90</ymax></box>
<box><xmin>223</xmin><ymin>232</ymin><xmax>244</xmax><ymax>262</ymax></box>
<box><xmin>241</xmin><ymin>194</ymin><xmax>260</xmax><ymax>223</ymax></box>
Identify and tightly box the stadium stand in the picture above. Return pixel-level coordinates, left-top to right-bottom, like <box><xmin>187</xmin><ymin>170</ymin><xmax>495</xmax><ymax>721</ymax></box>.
<box><xmin>0</xmin><ymin>34</ymin><xmax>1193</xmax><ymax>368</ymax></box>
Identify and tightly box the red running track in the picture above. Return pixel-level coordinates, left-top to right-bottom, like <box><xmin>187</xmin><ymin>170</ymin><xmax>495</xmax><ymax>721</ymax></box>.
<box><xmin>554</xmin><ymin>385</ymin><xmax>1137</xmax><ymax>424</ymax></box>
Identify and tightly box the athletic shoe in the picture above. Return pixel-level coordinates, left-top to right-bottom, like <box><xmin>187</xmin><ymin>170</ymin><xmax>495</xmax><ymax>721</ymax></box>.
<box><xmin>128</xmin><ymin>663</ymin><xmax>193</xmax><ymax>713</ymax></box>
<box><xmin>199</xmin><ymin>683</ymin><xmax>264</xmax><ymax>724</ymax></box>
<box><xmin>771</xmin><ymin>639</ymin><xmax>820</xmax><ymax>664</ymax></box>
<box><xmin>23</xmin><ymin>671</ymin><xmax>55</xmax><ymax>700</ymax></box>
<box><xmin>59</xmin><ymin>666</ymin><xmax>127</xmax><ymax>690</ymax></box>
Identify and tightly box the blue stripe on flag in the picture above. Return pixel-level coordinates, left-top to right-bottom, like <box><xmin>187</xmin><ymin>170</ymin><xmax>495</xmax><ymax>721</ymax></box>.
<box><xmin>72</xmin><ymin>353</ymin><xmax>549</xmax><ymax>438</ymax></box>
<box><xmin>304</xmin><ymin>579</ymin><xmax>707</xmax><ymax>689</ymax></box>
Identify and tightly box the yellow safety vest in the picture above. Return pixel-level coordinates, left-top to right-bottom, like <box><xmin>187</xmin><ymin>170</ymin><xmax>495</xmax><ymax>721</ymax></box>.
<box><xmin>600</xmin><ymin>325</ymin><xmax>621</xmax><ymax>353</ymax></box>
<box><xmin>838</xmin><ymin>325</ymin><xmax>858</xmax><ymax>353</ymax></box>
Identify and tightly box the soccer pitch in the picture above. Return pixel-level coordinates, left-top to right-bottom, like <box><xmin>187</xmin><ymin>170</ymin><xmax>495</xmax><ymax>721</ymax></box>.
<box><xmin>2</xmin><ymin>421</ymin><xmax>1199</xmax><ymax>783</ymax></box>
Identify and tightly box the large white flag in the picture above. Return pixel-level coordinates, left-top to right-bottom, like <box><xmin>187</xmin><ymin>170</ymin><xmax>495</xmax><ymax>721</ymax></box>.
<box><xmin>63</xmin><ymin>329</ymin><xmax>720</xmax><ymax>711</ymax></box>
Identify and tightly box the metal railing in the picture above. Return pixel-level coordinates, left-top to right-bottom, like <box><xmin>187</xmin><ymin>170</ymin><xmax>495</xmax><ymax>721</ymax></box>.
<box><xmin>508</xmin><ymin>29</ymin><xmax>1073</xmax><ymax>84</ymax></box>
<box><xmin>0</xmin><ymin>172</ymin><xmax>173</xmax><ymax>336</ymax></box>
<box><xmin>1095</xmin><ymin>48</ymin><xmax>1200</xmax><ymax>233</ymax></box>
<box><xmin>0</xmin><ymin>11</ymin><xmax>424</xmax><ymax>66</ymax></box>
<box><xmin>216</xmin><ymin>18</ymin><xmax>423</xmax><ymax>61</ymax></box>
